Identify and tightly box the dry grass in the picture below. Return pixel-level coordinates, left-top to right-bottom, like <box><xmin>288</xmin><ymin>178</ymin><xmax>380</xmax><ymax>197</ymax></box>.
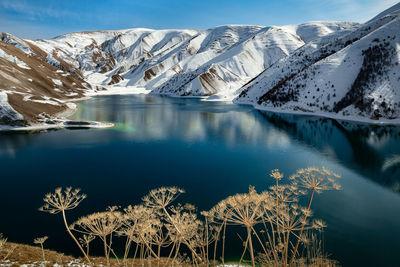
<box><xmin>0</xmin><ymin>241</ymin><xmax>74</xmax><ymax>265</ymax></box>
<box><xmin>0</xmin><ymin>241</ymin><xmax>196</xmax><ymax>266</ymax></box>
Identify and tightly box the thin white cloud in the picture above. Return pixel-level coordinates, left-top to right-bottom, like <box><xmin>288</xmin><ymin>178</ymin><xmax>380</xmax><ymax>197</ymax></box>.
<box><xmin>302</xmin><ymin>0</ymin><xmax>399</xmax><ymax>22</ymax></box>
<box><xmin>0</xmin><ymin>0</ymin><xmax>80</xmax><ymax>20</ymax></box>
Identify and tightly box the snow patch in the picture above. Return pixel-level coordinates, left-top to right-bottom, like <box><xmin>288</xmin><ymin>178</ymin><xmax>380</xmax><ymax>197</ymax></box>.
<box><xmin>0</xmin><ymin>92</ymin><xmax>23</xmax><ymax>122</ymax></box>
<box><xmin>0</xmin><ymin>48</ymin><xmax>30</xmax><ymax>69</ymax></box>
<box><xmin>52</xmin><ymin>79</ymin><xmax>63</xmax><ymax>86</ymax></box>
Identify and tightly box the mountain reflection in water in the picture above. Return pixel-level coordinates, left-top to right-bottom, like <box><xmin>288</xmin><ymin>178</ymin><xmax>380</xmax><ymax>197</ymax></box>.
<box><xmin>1</xmin><ymin>94</ymin><xmax>400</xmax><ymax>267</ymax></box>
<box><xmin>2</xmin><ymin>94</ymin><xmax>399</xmax><ymax>192</ymax></box>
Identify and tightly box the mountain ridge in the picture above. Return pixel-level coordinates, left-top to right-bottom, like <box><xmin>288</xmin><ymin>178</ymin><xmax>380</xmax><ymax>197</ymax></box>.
<box><xmin>0</xmin><ymin>3</ymin><xmax>399</xmax><ymax>127</ymax></box>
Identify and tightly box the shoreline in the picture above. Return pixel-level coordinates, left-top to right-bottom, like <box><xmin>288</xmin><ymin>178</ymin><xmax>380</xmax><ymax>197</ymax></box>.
<box><xmin>0</xmin><ymin>120</ymin><xmax>114</xmax><ymax>132</ymax></box>
<box><xmin>0</xmin><ymin>86</ymin><xmax>150</xmax><ymax>132</ymax></box>
<box><xmin>2</xmin><ymin>85</ymin><xmax>399</xmax><ymax>132</ymax></box>
<box><xmin>149</xmin><ymin>90</ymin><xmax>400</xmax><ymax>125</ymax></box>
<box><xmin>250</xmin><ymin>103</ymin><xmax>400</xmax><ymax>125</ymax></box>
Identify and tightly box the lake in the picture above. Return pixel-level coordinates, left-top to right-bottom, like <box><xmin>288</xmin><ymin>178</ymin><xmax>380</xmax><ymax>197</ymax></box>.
<box><xmin>1</xmin><ymin>94</ymin><xmax>400</xmax><ymax>266</ymax></box>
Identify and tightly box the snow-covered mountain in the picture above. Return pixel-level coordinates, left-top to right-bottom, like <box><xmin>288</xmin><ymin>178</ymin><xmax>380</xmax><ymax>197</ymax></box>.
<box><xmin>0</xmin><ymin>32</ymin><xmax>92</xmax><ymax>126</ymax></box>
<box><xmin>32</xmin><ymin>22</ymin><xmax>357</xmax><ymax>99</ymax></box>
<box><xmin>236</xmin><ymin>3</ymin><xmax>400</xmax><ymax>123</ymax></box>
<box><xmin>0</xmin><ymin>2</ymin><xmax>399</xmax><ymax>126</ymax></box>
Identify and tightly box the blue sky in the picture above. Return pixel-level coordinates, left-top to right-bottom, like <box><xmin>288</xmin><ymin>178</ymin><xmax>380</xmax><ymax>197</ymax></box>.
<box><xmin>0</xmin><ymin>0</ymin><xmax>399</xmax><ymax>39</ymax></box>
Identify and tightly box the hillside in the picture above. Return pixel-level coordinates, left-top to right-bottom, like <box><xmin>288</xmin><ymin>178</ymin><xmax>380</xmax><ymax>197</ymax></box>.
<box><xmin>0</xmin><ymin>32</ymin><xmax>94</xmax><ymax>126</ymax></box>
<box><xmin>1</xmin><ymin>3</ymin><xmax>400</xmax><ymax>127</ymax></box>
<box><xmin>235</xmin><ymin>3</ymin><xmax>400</xmax><ymax>123</ymax></box>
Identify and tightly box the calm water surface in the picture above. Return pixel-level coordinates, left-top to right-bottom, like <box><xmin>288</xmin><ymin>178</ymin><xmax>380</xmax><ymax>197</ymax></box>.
<box><xmin>1</xmin><ymin>94</ymin><xmax>400</xmax><ymax>266</ymax></box>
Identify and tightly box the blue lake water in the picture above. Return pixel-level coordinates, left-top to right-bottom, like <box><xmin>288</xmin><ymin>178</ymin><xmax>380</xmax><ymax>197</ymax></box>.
<box><xmin>1</xmin><ymin>94</ymin><xmax>400</xmax><ymax>266</ymax></box>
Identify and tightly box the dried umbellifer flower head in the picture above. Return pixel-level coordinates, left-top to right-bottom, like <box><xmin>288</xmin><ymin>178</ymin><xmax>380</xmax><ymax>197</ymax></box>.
<box><xmin>289</xmin><ymin>167</ymin><xmax>341</xmax><ymax>193</ymax></box>
<box><xmin>34</xmin><ymin>236</ymin><xmax>48</xmax><ymax>245</ymax></box>
<box><xmin>39</xmin><ymin>187</ymin><xmax>86</xmax><ymax>214</ymax></box>
<box><xmin>142</xmin><ymin>186</ymin><xmax>185</xmax><ymax>209</ymax></box>
<box><xmin>70</xmin><ymin>210</ymin><xmax>123</xmax><ymax>237</ymax></box>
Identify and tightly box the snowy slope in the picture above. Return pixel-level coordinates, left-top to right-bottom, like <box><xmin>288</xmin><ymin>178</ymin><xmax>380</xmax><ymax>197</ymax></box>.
<box><xmin>236</xmin><ymin>3</ymin><xmax>400</xmax><ymax>123</ymax></box>
<box><xmin>2</xmin><ymin>2</ymin><xmax>400</xmax><ymax>126</ymax></box>
<box><xmin>30</xmin><ymin>22</ymin><xmax>357</xmax><ymax>101</ymax></box>
<box><xmin>0</xmin><ymin>35</ymin><xmax>92</xmax><ymax>126</ymax></box>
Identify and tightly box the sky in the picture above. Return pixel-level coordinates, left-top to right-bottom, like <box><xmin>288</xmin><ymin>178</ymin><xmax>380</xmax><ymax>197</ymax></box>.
<box><xmin>0</xmin><ymin>0</ymin><xmax>399</xmax><ymax>39</ymax></box>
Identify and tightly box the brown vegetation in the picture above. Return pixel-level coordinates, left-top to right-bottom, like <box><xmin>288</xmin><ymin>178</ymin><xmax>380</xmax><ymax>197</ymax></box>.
<box><xmin>1</xmin><ymin>167</ymin><xmax>340</xmax><ymax>266</ymax></box>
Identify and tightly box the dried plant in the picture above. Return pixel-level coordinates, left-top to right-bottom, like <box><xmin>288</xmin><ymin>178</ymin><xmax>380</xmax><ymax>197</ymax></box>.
<box><xmin>33</xmin><ymin>236</ymin><xmax>48</xmax><ymax>262</ymax></box>
<box><xmin>79</xmin><ymin>235</ymin><xmax>95</xmax><ymax>257</ymax></box>
<box><xmin>288</xmin><ymin>167</ymin><xmax>341</xmax><ymax>265</ymax></box>
<box><xmin>70</xmin><ymin>207</ymin><xmax>123</xmax><ymax>266</ymax></box>
<box><xmin>205</xmin><ymin>167</ymin><xmax>340</xmax><ymax>267</ymax></box>
<box><xmin>143</xmin><ymin>187</ymin><xmax>184</xmax><ymax>210</ymax></box>
<box><xmin>0</xmin><ymin>233</ymin><xmax>16</xmax><ymax>261</ymax></box>
<box><xmin>39</xmin><ymin>187</ymin><xmax>90</xmax><ymax>263</ymax></box>
<box><xmin>142</xmin><ymin>187</ymin><xmax>203</xmax><ymax>263</ymax></box>
<box><xmin>35</xmin><ymin>167</ymin><xmax>340</xmax><ymax>267</ymax></box>
<box><xmin>119</xmin><ymin>204</ymin><xmax>161</xmax><ymax>266</ymax></box>
<box><xmin>0</xmin><ymin>234</ymin><xmax>6</xmax><ymax>255</ymax></box>
<box><xmin>208</xmin><ymin>187</ymin><xmax>269</xmax><ymax>267</ymax></box>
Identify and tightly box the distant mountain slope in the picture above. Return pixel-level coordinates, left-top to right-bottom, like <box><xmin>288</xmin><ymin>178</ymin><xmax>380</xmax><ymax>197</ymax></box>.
<box><xmin>0</xmin><ymin>33</ymin><xmax>92</xmax><ymax>126</ymax></box>
<box><xmin>32</xmin><ymin>22</ymin><xmax>356</xmax><ymax>100</ymax></box>
<box><xmin>235</xmin><ymin>3</ymin><xmax>400</xmax><ymax>122</ymax></box>
<box><xmin>1</xmin><ymin>3</ymin><xmax>400</xmax><ymax>126</ymax></box>
<box><xmin>0</xmin><ymin>21</ymin><xmax>357</xmax><ymax>126</ymax></box>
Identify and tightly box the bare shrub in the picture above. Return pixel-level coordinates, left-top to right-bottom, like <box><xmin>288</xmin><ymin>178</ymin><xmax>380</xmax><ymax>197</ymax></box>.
<box><xmin>36</xmin><ymin>167</ymin><xmax>340</xmax><ymax>266</ymax></box>
<box><xmin>39</xmin><ymin>187</ymin><xmax>90</xmax><ymax>263</ymax></box>
<box><xmin>79</xmin><ymin>235</ymin><xmax>95</xmax><ymax>257</ymax></box>
<box><xmin>70</xmin><ymin>206</ymin><xmax>123</xmax><ymax>266</ymax></box>
<box><xmin>33</xmin><ymin>236</ymin><xmax>48</xmax><ymax>262</ymax></box>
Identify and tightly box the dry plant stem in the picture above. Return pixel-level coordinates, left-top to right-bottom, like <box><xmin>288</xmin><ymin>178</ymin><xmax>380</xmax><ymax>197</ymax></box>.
<box><xmin>102</xmin><ymin>235</ymin><xmax>110</xmax><ymax>267</ymax></box>
<box><xmin>139</xmin><ymin>234</ymin><xmax>159</xmax><ymax>259</ymax></box>
<box><xmin>133</xmin><ymin>243</ymin><xmax>139</xmax><ymax>260</ymax></box>
<box><xmin>123</xmin><ymin>236</ymin><xmax>132</xmax><ymax>265</ymax></box>
<box><xmin>157</xmin><ymin>244</ymin><xmax>161</xmax><ymax>267</ymax></box>
<box><xmin>40</xmin><ymin>243</ymin><xmax>45</xmax><ymax>262</ymax></box>
<box><xmin>62</xmin><ymin>210</ymin><xmax>91</xmax><ymax>263</ymax></box>
<box><xmin>162</xmin><ymin>206</ymin><xmax>201</xmax><ymax>261</ymax></box>
<box><xmin>261</xmin><ymin>217</ymin><xmax>279</xmax><ymax>265</ymax></box>
<box><xmin>251</xmin><ymin>226</ymin><xmax>269</xmax><ymax>259</ymax></box>
<box><xmin>108</xmin><ymin>244</ymin><xmax>121</xmax><ymax>265</ymax></box>
<box><xmin>2</xmin><ymin>245</ymin><xmax>17</xmax><ymax>261</ymax></box>
<box><xmin>172</xmin><ymin>241</ymin><xmax>181</xmax><ymax>263</ymax></box>
<box><xmin>246</xmin><ymin>226</ymin><xmax>256</xmax><ymax>267</ymax></box>
<box><xmin>222</xmin><ymin>220</ymin><xmax>227</xmax><ymax>265</ymax></box>
<box><xmin>106</xmin><ymin>237</ymin><xmax>122</xmax><ymax>266</ymax></box>
<box><xmin>288</xmin><ymin>188</ymin><xmax>315</xmax><ymax>266</ymax></box>
<box><xmin>205</xmin><ymin>217</ymin><xmax>209</xmax><ymax>266</ymax></box>
<box><xmin>239</xmin><ymin>234</ymin><xmax>249</xmax><ymax>265</ymax></box>
<box><xmin>275</xmin><ymin>179</ymin><xmax>283</xmax><ymax>246</ymax></box>
<box><xmin>140</xmin><ymin>244</ymin><xmax>144</xmax><ymax>265</ymax></box>
<box><xmin>108</xmin><ymin>234</ymin><xmax>113</xmax><ymax>260</ymax></box>
<box><xmin>167</xmin><ymin>241</ymin><xmax>176</xmax><ymax>260</ymax></box>
<box><xmin>165</xmin><ymin>242</ymin><xmax>176</xmax><ymax>267</ymax></box>
<box><xmin>100</xmin><ymin>234</ymin><xmax>121</xmax><ymax>266</ymax></box>
<box><xmin>284</xmin><ymin>229</ymin><xmax>290</xmax><ymax>266</ymax></box>
<box><xmin>200</xmin><ymin>246</ymin><xmax>206</xmax><ymax>263</ymax></box>
<box><xmin>213</xmin><ymin>226</ymin><xmax>223</xmax><ymax>267</ymax></box>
